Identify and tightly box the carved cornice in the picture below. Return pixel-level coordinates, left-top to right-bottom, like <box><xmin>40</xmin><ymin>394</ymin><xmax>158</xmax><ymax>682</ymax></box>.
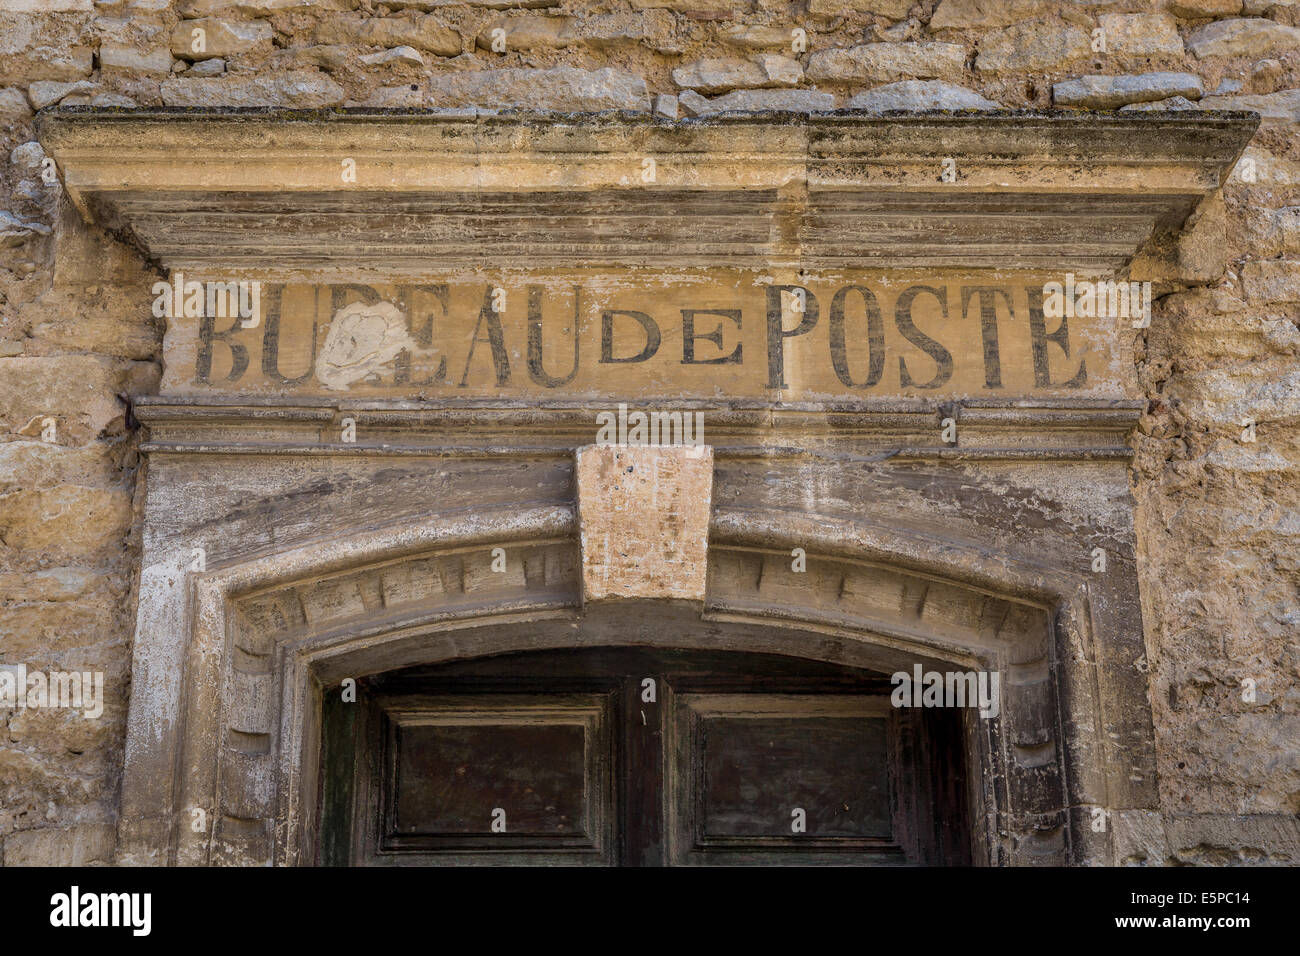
<box><xmin>36</xmin><ymin>108</ymin><xmax>1258</xmax><ymax>274</ymax></box>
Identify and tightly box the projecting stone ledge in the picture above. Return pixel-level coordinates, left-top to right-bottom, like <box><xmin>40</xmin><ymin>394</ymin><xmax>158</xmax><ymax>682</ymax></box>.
<box><xmin>36</xmin><ymin>108</ymin><xmax>1260</xmax><ymax>273</ymax></box>
<box><xmin>575</xmin><ymin>443</ymin><xmax>712</xmax><ymax>605</ymax></box>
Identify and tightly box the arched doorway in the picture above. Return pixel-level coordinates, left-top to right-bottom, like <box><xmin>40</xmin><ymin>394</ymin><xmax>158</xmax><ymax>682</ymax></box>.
<box><xmin>318</xmin><ymin>644</ymin><xmax>974</xmax><ymax>866</ymax></box>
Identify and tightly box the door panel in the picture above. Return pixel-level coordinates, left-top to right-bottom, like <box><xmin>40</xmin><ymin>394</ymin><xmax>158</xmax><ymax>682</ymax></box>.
<box><xmin>377</xmin><ymin>695</ymin><xmax>614</xmax><ymax>863</ymax></box>
<box><xmin>666</xmin><ymin>694</ymin><xmax>913</xmax><ymax>865</ymax></box>
<box><xmin>321</xmin><ymin>647</ymin><xmax>969</xmax><ymax>866</ymax></box>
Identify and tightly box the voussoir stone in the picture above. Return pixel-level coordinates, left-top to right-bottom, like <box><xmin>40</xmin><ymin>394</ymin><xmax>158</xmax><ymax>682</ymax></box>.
<box><xmin>976</xmin><ymin>20</ymin><xmax>1091</xmax><ymax>73</ymax></box>
<box><xmin>426</xmin><ymin>66</ymin><xmax>649</xmax><ymax>111</ymax></box>
<box><xmin>161</xmin><ymin>71</ymin><xmax>345</xmax><ymax>107</ymax></box>
<box><xmin>846</xmin><ymin>80</ymin><xmax>998</xmax><ymax>110</ymax></box>
<box><xmin>169</xmin><ymin>18</ymin><xmax>273</xmax><ymax>59</ymax></box>
<box><xmin>1188</xmin><ymin>18</ymin><xmax>1300</xmax><ymax>58</ymax></box>
<box><xmin>806</xmin><ymin>42</ymin><xmax>966</xmax><ymax>84</ymax></box>
<box><xmin>1053</xmin><ymin>72</ymin><xmax>1203</xmax><ymax>109</ymax></box>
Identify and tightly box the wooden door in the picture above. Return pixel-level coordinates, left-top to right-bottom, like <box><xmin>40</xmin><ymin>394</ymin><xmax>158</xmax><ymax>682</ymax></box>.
<box><xmin>318</xmin><ymin>648</ymin><xmax>970</xmax><ymax>866</ymax></box>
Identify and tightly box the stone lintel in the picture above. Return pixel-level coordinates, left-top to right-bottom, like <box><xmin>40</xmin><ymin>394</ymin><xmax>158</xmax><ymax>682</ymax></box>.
<box><xmin>575</xmin><ymin>443</ymin><xmax>713</xmax><ymax>605</ymax></box>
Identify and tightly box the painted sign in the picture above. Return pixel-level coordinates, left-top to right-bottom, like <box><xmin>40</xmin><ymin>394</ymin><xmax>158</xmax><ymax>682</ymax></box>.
<box><xmin>160</xmin><ymin>270</ymin><xmax>1136</xmax><ymax>400</ymax></box>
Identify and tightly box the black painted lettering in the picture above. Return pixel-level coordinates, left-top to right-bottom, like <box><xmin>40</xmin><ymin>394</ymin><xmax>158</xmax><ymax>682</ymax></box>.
<box><xmin>460</xmin><ymin>287</ymin><xmax>511</xmax><ymax>386</ymax></box>
<box><xmin>194</xmin><ymin>313</ymin><xmax>249</xmax><ymax>385</ymax></box>
<box><xmin>682</xmin><ymin>309</ymin><xmax>742</xmax><ymax>365</ymax></box>
<box><xmin>765</xmin><ymin>286</ymin><xmax>818</xmax><ymax>389</ymax></box>
<box><xmin>527</xmin><ymin>285</ymin><xmax>580</xmax><ymax>388</ymax></box>
<box><xmin>828</xmin><ymin>285</ymin><xmax>885</xmax><ymax>388</ymax></box>
<box><xmin>261</xmin><ymin>283</ymin><xmax>317</xmax><ymax>386</ymax></box>
<box><xmin>600</xmin><ymin>310</ymin><xmax>661</xmax><ymax>364</ymax></box>
<box><xmin>395</xmin><ymin>284</ymin><xmax>449</xmax><ymax>386</ymax></box>
<box><xmin>895</xmin><ymin>285</ymin><xmax>953</xmax><ymax>390</ymax></box>
<box><xmin>1027</xmin><ymin>285</ymin><xmax>1087</xmax><ymax>388</ymax></box>
<box><xmin>960</xmin><ymin>286</ymin><xmax>1013</xmax><ymax>389</ymax></box>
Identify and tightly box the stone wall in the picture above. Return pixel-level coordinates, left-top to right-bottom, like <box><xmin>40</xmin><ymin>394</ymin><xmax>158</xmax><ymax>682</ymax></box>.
<box><xmin>1</xmin><ymin>0</ymin><xmax>1297</xmax><ymax>864</ymax></box>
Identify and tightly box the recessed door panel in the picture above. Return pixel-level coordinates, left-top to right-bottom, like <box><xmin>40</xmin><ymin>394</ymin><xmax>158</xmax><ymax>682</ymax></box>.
<box><xmin>667</xmin><ymin>694</ymin><xmax>907</xmax><ymax>865</ymax></box>
<box><xmin>366</xmin><ymin>695</ymin><xmax>616</xmax><ymax>865</ymax></box>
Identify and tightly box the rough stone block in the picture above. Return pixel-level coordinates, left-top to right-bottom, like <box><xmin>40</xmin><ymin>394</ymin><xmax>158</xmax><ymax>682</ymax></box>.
<box><xmin>359</xmin><ymin>46</ymin><xmax>425</xmax><ymax>67</ymax></box>
<box><xmin>0</xmin><ymin>356</ymin><xmax>129</xmax><ymax>443</ymax></box>
<box><xmin>976</xmin><ymin>20</ymin><xmax>1091</xmax><ymax>74</ymax></box>
<box><xmin>3</xmin><ymin>824</ymin><xmax>116</xmax><ymax>866</ymax></box>
<box><xmin>0</xmin><ymin>86</ymin><xmax>31</xmax><ymax>122</ymax></box>
<box><xmin>808</xmin><ymin>42</ymin><xmax>966</xmax><ymax>84</ymax></box>
<box><xmin>160</xmin><ymin>70</ymin><xmax>346</xmax><ymax>106</ymax></box>
<box><xmin>0</xmin><ymin>486</ymin><xmax>134</xmax><ymax>560</ymax></box>
<box><xmin>672</xmin><ymin>55</ymin><xmax>801</xmax><ymax>92</ymax></box>
<box><xmin>1164</xmin><ymin>813</ymin><xmax>1300</xmax><ymax>864</ymax></box>
<box><xmin>426</xmin><ymin>66</ymin><xmax>649</xmax><ymax>111</ymax></box>
<box><xmin>1097</xmin><ymin>14</ymin><xmax>1184</xmax><ymax>58</ymax></box>
<box><xmin>1188</xmin><ymin>17</ymin><xmax>1300</xmax><ymax>58</ymax></box>
<box><xmin>314</xmin><ymin>13</ymin><xmax>462</xmax><ymax>55</ymax></box>
<box><xmin>721</xmin><ymin>25</ymin><xmax>795</xmax><ymax>49</ymax></box>
<box><xmin>1242</xmin><ymin>259</ymin><xmax>1300</xmax><ymax>304</ymax></box>
<box><xmin>572</xmin><ymin>11</ymin><xmax>675</xmax><ymax>48</ymax></box>
<box><xmin>169</xmin><ymin>18</ymin><xmax>273</xmax><ymax>59</ymax></box>
<box><xmin>629</xmin><ymin>0</ymin><xmax>733</xmax><ymax>11</ymax></box>
<box><xmin>807</xmin><ymin>0</ymin><xmax>913</xmax><ymax>16</ymax></box>
<box><xmin>1054</xmin><ymin>73</ymin><xmax>1203</xmax><ymax>109</ymax></box>
<box><xmin>99</xmin><ymin>42</ymin><xmax>175</xmax><ymax>75</ymax></box>
<box><xmin>1111</xmin><ymin>809</ymin><xmax>1171</xmax><ymax>865</ymax></box>
<box><xmin>931</xmin><ymin>0</ymin><xmax>1053</xmax><ymax>29</ymax></box>
<box><xmin>27</xmin><ymin>80</ymin><xmax>96</xmax><ymax>110</ymax></box>
<box><xmin>848</xmin><ymin>80</ymin><xmax>998</xmax><ymax>110</ymax></box>
<box><xmin>1168</xmin><ymin>0</ymin><xmax>1243</xmax><ymax>16</ymax></box>
<box><xmin>475</xmin><ymin>16</ymin><xmax>573</xmax><ymax>51</ymax></box>
<box><xmin>679</xmin><ymin>88</ymin><xmax>837</xmax><ymax>114</ymax></box>
<box><xmin>0</xmin><ymin>46</ymin><xmax>93</xmax><ymax>85</ymax></box>
<box><xmin>1199</xmin><ymin>88</ymin><xmax>1300</xmax><ymax>124</ymax></box>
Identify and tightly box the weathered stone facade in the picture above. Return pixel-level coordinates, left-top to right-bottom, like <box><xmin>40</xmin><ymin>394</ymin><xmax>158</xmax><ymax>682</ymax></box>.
<box><xmin>0</xmin><ymin>0</ymin><xmax>1297</xmax><ymax>866</ymax></box>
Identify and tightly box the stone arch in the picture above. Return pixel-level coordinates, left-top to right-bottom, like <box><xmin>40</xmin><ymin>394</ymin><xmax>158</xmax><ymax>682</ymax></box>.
<box><xmin>128</xmin><ymin>498</ymin><xmax>1115</xmax><ymax>867</ymax></box>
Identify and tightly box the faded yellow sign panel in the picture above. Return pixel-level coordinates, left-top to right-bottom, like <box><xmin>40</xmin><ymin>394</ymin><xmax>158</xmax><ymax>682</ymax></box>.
<box><xmin>159</xmin><ymin>270</ymin><xmax>1135</xmax><ymax>401</ymax></box>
